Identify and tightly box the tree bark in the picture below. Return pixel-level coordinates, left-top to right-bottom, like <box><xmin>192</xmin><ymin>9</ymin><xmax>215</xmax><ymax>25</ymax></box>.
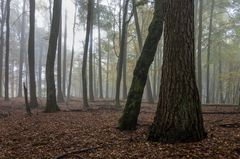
<box><xmin>62</xmin><ymin>10</ymin><xmax>67</xmax><ymax>98</ymax></box>
<box><xmin>82</xmin><ymin>0</ymin><xmax>93</xmax><ymax>108</ymax></box>
<box><xmin>115</xmin><ymin>0</ymin><xmax>129</xmax><ymax>107</ymax></box>
<box><xmin>148</xmin><ymin>0</ymin><xmax>206</xmax><ymax>143</ymax></box>
<box><xmin>89</xmin><ymin>0</ymin><xmax>94</xmax><ymax>101</ymax></box>
<box><xmin>197</xmin><ymin>0</ymin><xmax>203</xmax><ymax>100</ymax></box>
<box><xmin>206</xmin><ymin>0</ymin><xmax>215</xmax><ymax>104</ymax></box>
<box><xmin>28</xmin><ymin>0</ymin><xmax>38</xmax><ymax>108</ymax></box>
<box><xmin>97</xmin><ymin>0</ymin><xmax>103</xmax><ymax>99</ymax></box>
<box><xmin>45</xmin><ymin>0</ymin><xmax>61</xmax><ymax>113</ymax></box>
<box><xmin>0</xmin><ymin>0</ymin><xmax>6</xmax><ymax>98</ymax></box>
<box><xmin>18</xmin><ymin>0</ymin><xmax>27</xmax><ymax>97</ymax></box>
<box><xmin>118</xmin><ymin>0</ymin><xmax>164</xmax><ymax>130</ymax></box>
<box><xmin>4</xmin><ymin>0</ymin><xmax>10</xmax><ymax>101</ymax></box>
<box><xmin>57</xmin><ymin>14</ymin><xmax>64</xmax><ymax>102</ymax></box>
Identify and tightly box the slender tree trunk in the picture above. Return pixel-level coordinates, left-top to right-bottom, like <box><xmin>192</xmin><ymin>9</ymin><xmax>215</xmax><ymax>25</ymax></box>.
<box><xmin>148</xmin><ymin>0</ymin><xmax>206</xmax><ymax>143</ymax></box>
<box><xmin>18</xmin><ymin>0</ymin><xmax>26</xmax><ymax>97</ymax></box>
<box><xmin>0</xmin><ymin>0</ymin><xmax>6</xmax><ymax>98</ymax></box>
<box><xmin>115</xmin><ymin>0</ymin><xmax>129</xmax><ymax>107</ymax></box>
<box><xmin>122</xmin><ymin>24</ymin><xmax>128</xmax><ymax>100</ymax></box>
<box><xmin>118</xmin><ymin>0</ymin><xmax>164</xmax><ymax>130</ymax></box>
<box><xmin>197</xmin><ymin>0</ymin><xmax>203</xmax><ymax>100</ymax></box>
<box><xmin>89</xmin><ymin>1</ymin><xmax>94</xmax><ymax>101</ymax></box>
<box><xmin>67</xmin><ymin>4</ymin><xmax>77</xmax><ymax>101</ymax></box>
<box><xmin>38</xmin><ymin>41</ymin><xmax>43</xmax><ymax>98</ymax></box>
<box><xmin>57</xmin><ymin>14</ymin><xmax>64</xmax><ymax>102</ymax></box>
<box><xmin>218</xmin><ymin>45</ymin><xmax>224</xmax><ymax>103</ymax></box>
<box><xmin>63</xmin><ymin>10</ymin><xmax>67</xmax><ymax>97</ymax></box>
<box><xmin>28</xmin><ymin>0</ymin><xmax>38</xmax><ymax>108</ymax></box>
<box><xmin>45</xmin><ymin>0</ymin><xmax>61</xmax><ymax>113</ymax></box>
<box><xmin>82</xmin><ymin>0</ymin><xmax>93</xmax><ymax>108</ymax></box>
<box><xmin>4</xmin><ymin>0</ymin><xmax>10</xmax><ymax>101</ymax></box>
<box><xmin>106</xmin><ymin>37</ymin><xmax>110</xmax><ymax>98</ymax></box>
<box><xmin>11</xmin><ymin>60</ymin><xmax>14</xmax><ymax>98</ymax></box>
<box><xmin>97</xmin><ymin>0</ymin><xmax>103</xmax><ymax>99</ymax></box>
<box><xmin>206</xmin><ymin>0</ymin><xmax>215</xmax><ymax>103</ymax></box>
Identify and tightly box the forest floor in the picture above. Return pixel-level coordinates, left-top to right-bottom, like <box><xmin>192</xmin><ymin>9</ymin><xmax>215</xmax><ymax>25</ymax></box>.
<box><xmin>0</xmin><ymin>98</ymin><xmax>240</xmax><ymax>159</ymax></box>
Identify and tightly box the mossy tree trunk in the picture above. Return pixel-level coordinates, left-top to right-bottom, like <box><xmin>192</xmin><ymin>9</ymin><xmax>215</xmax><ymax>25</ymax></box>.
<box><xmin>118</xmin><ymin>0</ymin><xmax>164</xmax><ymax>130</ymax></box>
<box><xmin>148</xmin><ymin>0</ymin><xmax>206</xmax><ymax>143</ymax></box>
<box><xmin>45</xmin><ymin>0</ymin><xmax>61</xmax><ymax>113</ymax></box>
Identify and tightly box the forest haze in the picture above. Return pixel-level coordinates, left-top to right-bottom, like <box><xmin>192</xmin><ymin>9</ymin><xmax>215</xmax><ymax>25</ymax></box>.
<box><xmin>0</xmin><ymin>0</ymin><xmax>240</xmax><ymax>158</ymax></box>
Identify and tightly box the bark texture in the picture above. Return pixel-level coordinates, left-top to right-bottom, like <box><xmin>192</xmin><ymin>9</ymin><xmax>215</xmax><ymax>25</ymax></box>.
<box><xmin>45</xmin><ymin>0</ymin><xmax>61</xmax><ymax>113</ymax></box>
<box><xmin>148</xmin><ymin>0</ymin><xmax>206</xmax><ymax>143</ymax></box>
<box><xmin>118</xmin><ymin>0</ymin><xmax>164</xmax><ymax>130</ymax></box>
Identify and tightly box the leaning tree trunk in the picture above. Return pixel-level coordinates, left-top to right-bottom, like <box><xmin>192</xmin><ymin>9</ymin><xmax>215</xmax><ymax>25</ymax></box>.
<box><xmin>132</xmin><ymin>0</ymin><xmax>154</xmax><ymax>103</ymax></box>
<box><xmin>4</xmin><ymin>0</ymin><xmax>10</xmax><ymax>101</ymax></box>
<box><xmin>206</xmin><ymin>0</ymin><xmax>215</xmax><ymax>104</ymax></box>
<box><xmin>118</xmin><ymin>0</ymin><xmax>164</xmax><ymax>130</ymax></box>
<box><xmin>28</xmin><ymin>0</ymin><xmax>38</xmax><ymax>108</ymax></box>
<box><xmin>148</xmin><ymin>0</ymin><xmax>206</xmax><ymax>143</ymax></box>
<box><xmin>57</xmin><ymin>15</ymin><xmax>64</xmax><ymax>102</ymax></box>
<box><xmin>45</xmin><ymin>0</ymin><xmax>61</xmax><ymax>113</ymax></box>
<box><xmin>18</xmin><ymin>0</ymin><xmax>26</xmax><ymax>97</ymax></box>
<box><xmin>82</xmin><ymin>0</ymin><xmax>93</xmax><ymax>108</ymax></box>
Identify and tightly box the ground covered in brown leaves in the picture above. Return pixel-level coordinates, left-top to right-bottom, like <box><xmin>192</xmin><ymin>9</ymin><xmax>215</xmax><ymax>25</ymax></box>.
<box><xmin>0</xmin><ymin>98</ymin><xmax>240</xmax><ymax>159</ymax></box>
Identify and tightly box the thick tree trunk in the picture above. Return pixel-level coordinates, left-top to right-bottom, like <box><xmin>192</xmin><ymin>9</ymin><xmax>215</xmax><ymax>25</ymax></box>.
<box><xmin>197</xmin><ymin>0</ymin><xmax>203</xmax><ymax>100</ymax></box>
<box><xmin>18</xmin><ymin>0</ymin><xmax>26</xmax><ymax>97</ymax></box>
<box><xmin>57</xmin><ymin>15</ymin><xmax>64</xmax><ymax>102</ymax></box>
<box><xmin>45</xmin><ymin>0</ymin><xmax>61</xmax><ymax>113</ymax></box>
<box><xmin>115</xmin><ymin>0</ymin><xmax>129</xmax><ymax>107</ymax></box>
<box><xmin>4</xmin><ymin>0</ymin><xmax>10</xmax><ymax>101</ymax></box>
<box><xmin>82</xmin><ymin>0</ymin><xmax>93</xmax><ymax>108</ymax></box>
<box><xmin>118</xmin><ymin>0</ymin><xmax>164</xmax><ymax>130</ymax></box>
<box><xmin>148</xmin><ymin>0</ymin><xmax>206</xmax><ymax>143</ymax></box>
<box><xmin>28</xmin><ymin>0</ymin><xmax>38</xmax><ymax>108</ymax></box>
<box><xmin>206</xmin><ymin>0</ymin><xmax>215</xmax><ymax>103</ymax></box>
<box><xmin>97</xmin><ymin>0</ymin><xmax>103</xmax><ymax>99</ymax></box>
<box><xmin>62</xmin><ymin>10</ymin><xmax>67</xmax><ymax>97</ymax></box>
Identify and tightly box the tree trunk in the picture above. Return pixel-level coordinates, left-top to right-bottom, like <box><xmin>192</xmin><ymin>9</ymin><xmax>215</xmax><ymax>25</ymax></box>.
<box><xmin>62</xmin><ymin>10</ymin><xmax>67</xmax><ymax>97</ymax></box>
<box><xmin>82</xmin><ymin>0</ymin><xmax>93</xmax><ymax>108</ymax></box>
<box><xmin>67</xmin><ymin>4</ymin><xmax>77</xmax><ymax>101</ymax></box>
<box><xmin>57</xmin><ymin>14</ymin><xmax>64</xmax><ymax>102</ymax></box>
<box><xmin>89</xmin><ymin>1</ymin><xmax>94</xmax><ymax>101</ymax></box>
<box><xmin>115</xmin><ymin>0</ymin><xmax>129</xmax><ymax>108</ymax></box>
<box><xmin>97</xmin><ymin>0</ymin><xmax>103</xmax><ymax>99</ymax></box>
<box><xmin>106</xmin><ymin>37</ymin><xmax>110</xmax><ymax>99</ymax></box>
<box><xmin>132</xmin><ymin>0</ymin><xmax>154</xmax><ymax>103</ymax></box>
<box><xmin>38</xmin><ymin>41</ymin><xmax>43</xmax><ymax>98</ymax></box>
<box><xmin>0</xmin><ymin>0</ymin><xmax>6</xmax><ymax>98</ymax></box>
<box><xmin>218</xmin><ymin>45</ymin><xmax>224</xmax><ymax>103</ymax></box>
<box><xmin>206</xmin><ymin>0</ymin><xmax>215</xmax><ymax>104</ymax></box>
<box><xmin>28</xmin><ymin>0</ymin><xmax>38</xmax><ymax>108</ymax></box>
<box><xmin>148</xmin><ymin>0</ymin><xmax>206</xmax><ymax>143</ymax></box>
<box><xmin>122</xmin><ymin>24</ymin><xmax>128</xmax><ymax>100</ymax></box>
<box><xmin>197</xmin><ymin>0</ymin><xmax>203</xmax><ymax>100</ymax></box>
<box><xmin>18</xmin><ymin>0</ymin><xmax>27</xmax><ymax>97</ymax></box>
<box><xmin>4</xmin><ymin>0</ymin><xmax>10</xmax><ymax>101</ymax></box>
<box><xmin>118</xmin><ymin>0</ymin><xmax>164</xmax><ymax>130</ymax></box>
<box><xmin>45</xmin><ymin>0</ymin><xmax>61</xmax><ymax>113</ymax></box>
